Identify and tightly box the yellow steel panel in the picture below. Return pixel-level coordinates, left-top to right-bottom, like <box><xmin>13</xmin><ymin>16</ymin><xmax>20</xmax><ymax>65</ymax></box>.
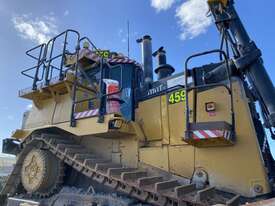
<box><xmin>12</xmin><ymin>129</ymin><xmax>32</xmax><ymax>140</ymax></box>
<box><xmin>168</xmin><ymin>91</ymin><xmax>194</xmax><ymax>145</ymax></box>
<box><xmin>130</xmin><ymin>122</ymin><xmax>146</xmax><ymax>141</ymax></box>
<box><xmin>136</xmin><ymin>97</ymin><xmax>162</xmax><ymax>141</ymax></box>
<box><xmin>161</xmin><ymin>95</ymin><xmax>170</xmax><ymax>145</ymax></box>
<box><xmin>139</xmin><ymin>146</ymin><xmax>169</xmax><ymax>171</ymax></box>
<box><xmin>196</xmin><ymin>86</ymin><xmax>231</xmax><ymax>124</ymax></box>
<box><xmin>194</xmin><ymin>80</ymin><xmax>270</xmax><ymax>197</ymax></box>
<box><xmin>23</xmin><ymin>98</ymin><xmax>56</xmax><ymax>129</ymax></box>
<box><xmin>56</xmin><ymin>114</ymin><xmax>117</xmax><ymax>136</ymax></box>
<box><xmin>18</xmin><ymin>113</ymin><xmax>133</xmax><ymax>140</ymax></box>
<box><xmin>168</xmin><ymin>145</ymin><xmax>195</xmax><ymax>178</ymax></box>
<box><xmin>52</xmin><ymin>94</ymin><xmax>72</xmax><ymax>124</ymax></box>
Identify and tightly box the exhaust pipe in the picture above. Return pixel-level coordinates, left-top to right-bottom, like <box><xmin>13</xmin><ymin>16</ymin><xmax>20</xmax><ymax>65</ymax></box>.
<box><xmin>137</xmin><ymin>35</ymin><xmax>153</xmax><ymax>85</ymax></box>
<box><xmin>153</xmin><ymin>47</ymin><xmax>175</xmax><ymax>80</ymax></box>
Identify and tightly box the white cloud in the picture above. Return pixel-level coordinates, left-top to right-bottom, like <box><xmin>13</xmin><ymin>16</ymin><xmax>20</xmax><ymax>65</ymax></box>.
<box><xmin>12</xmin><ymin>14</ymin><xmax>59</xmax><ymax>44</ymax></box>
<box><xmin>175</xmin><ymin>0</ymin><xmax>212</xmax><ymax>40</ymax></box>
<box><xmin>151</xmin><ymin>0</ymin><xmax>175</xmax><ymax>12</ymax></box>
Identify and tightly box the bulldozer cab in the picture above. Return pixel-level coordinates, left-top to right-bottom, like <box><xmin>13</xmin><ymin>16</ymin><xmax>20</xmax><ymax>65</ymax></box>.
<box><xmin>19</xmin><ymin>30</ymin><xmax>141</xmax><ymax>126</ymax></box>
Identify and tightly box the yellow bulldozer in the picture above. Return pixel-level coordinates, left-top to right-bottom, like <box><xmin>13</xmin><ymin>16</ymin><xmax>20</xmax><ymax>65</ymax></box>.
<box><xmin>2</xmin><ymin>0</ymin><xmax>275</xmax><ymax>205</ymax></box>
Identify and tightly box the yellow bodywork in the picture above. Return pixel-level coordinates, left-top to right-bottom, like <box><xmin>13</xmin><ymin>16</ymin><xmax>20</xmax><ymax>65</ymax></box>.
<box><xmin>15</xmin><ymin>77</ymin><xmax>270</xmax><ymax>198</ymax></box>
<box><xmin>136</xmin><ymin>78</ymin><xmax>269</xmax><ymax>197</ymax></box>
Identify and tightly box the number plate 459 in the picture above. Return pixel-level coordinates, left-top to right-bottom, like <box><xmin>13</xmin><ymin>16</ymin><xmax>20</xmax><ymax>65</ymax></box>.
<box><xmin>168</xmin><ymin>89</ymin><xmax>186</xmax><ymax>104</ymax></box>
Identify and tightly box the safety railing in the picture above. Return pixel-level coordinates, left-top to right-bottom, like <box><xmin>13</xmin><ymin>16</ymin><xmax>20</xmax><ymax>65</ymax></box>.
<box><xmin>21</xmin><ymin>30</ymin><xmax>81</xmax><ymax>91</ymax></box>
<box><xmin>69</xmin><ymin>35</ymin><xmax>127</xmax><ymax>126</ymax></box>
<box><xmin>21</xmin><ymin>44</ymin><xmax>46</xmax><ymax>90</ymax></box>
<box><xmin>79</xmin><ymin>36</ymin><xmax>99</xmax><ymax>52</ymax></box>
<box><xmin>20</xmin><ymin>30</ymin><xmax>128</xmax><ymax>127</ymax></box>
<box><xmin>184</xmin><ymin>49</ymin><xmax>235</xmax><ymax>138</ymax></box>
<box><xmin>70</xmin><ymin>59</ymin><xmax>124</xmax><ymax>126</ymax></box>
<box><xmin>43</xmin><ymin>30</ymin><xmax>80</xmax><ymax>85</ymax></box>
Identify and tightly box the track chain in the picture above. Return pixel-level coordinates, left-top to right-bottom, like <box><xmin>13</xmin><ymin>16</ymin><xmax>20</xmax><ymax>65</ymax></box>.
<box><xmin>1</xmin><ymin>134</ymin><xmax>241</xmax><ymax>206</ymax></box>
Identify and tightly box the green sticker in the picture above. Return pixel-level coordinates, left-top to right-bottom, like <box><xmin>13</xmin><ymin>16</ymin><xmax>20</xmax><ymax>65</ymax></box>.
<box><xmin>168</xmin><ymin>89</ymin><xmax>185</xmax><ymax>104</ymax></box>
<box><xmin>96</xmin><ymin>50</ymin><xmax>110</xmax><ymax>58</ymax></box>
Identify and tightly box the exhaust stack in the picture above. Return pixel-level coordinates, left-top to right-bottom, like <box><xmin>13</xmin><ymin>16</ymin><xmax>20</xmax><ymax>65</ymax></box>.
<box><xmin>153</xmin><ymin>47</ymin><xmax>174</xmax><ymax>80</ymax></box>
<box><xmin>137</xmin><ymin>35</ymin><xmax>153</xmax><ymax>85</ymax></box>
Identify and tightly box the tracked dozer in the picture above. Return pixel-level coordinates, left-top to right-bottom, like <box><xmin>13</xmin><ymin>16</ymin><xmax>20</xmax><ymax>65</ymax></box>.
<box><xmin>2</xmin><ymin>0</ymin><xmax>275</xmax><ymax>205</ymax></box>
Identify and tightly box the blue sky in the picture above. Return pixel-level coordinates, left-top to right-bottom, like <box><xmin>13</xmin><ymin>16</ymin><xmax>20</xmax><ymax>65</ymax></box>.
<box><xmin>0</xmin><ymin>0</ymin><xmax>275</xmax><ymax>155</ymax></box>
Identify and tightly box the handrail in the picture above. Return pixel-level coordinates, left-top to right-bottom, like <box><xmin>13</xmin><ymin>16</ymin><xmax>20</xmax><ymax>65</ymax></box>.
<box><xmin>20</xmin><ymin>29</ymin><xmax>129</xmax><ymax>127</ymax></box>
<box><xmin>22</xmin><ymin>44</ymin><xmax>46</xmax><ymax>90</ymax></box>
<box><xmin>21</xmin><ymin>30</ymin><xmax>82</xmax><ymax>90</ymax></box>
<box><xmin>97</xmin><ymin>61</ymin><xmax>124</xmax><ymax>123</ymax></box>
<box><xmin>49</xmin><ymin>65</ymin><xmax>62</xmax><ymax>80</ymax></box>
<box><xmin>21</xmin><ymin>62</ymin><xmax>45</xmax><ymax>79</ymax></box>
<box><xmin>44</xmin><ymin>30</ymin><xmax>81</xmax><ymax>85</ymax></box>
<box><xmin>70</xmin><ymin>36</ymin><xmax>81</xmax><ymax>127</ymax></box>
<box><xmin>21</xmin><ymin>65</ymin><xmax>41</xmax><ymax>79</ymax></box>
<box><xmin>75</xmin><ymin>88</ymin><xmax>123</xmax><ymax>105</ymax></box>
<box><xmin>25</xmin><ymin>43</ymin><xmax>46</xmax><ymax>61</ymax></box>
<box><xmin>71</xmin><ymin>57</ymin><xmax>124</xmax><ymax>122</ymax></box>
<box><xmin>184</xmin><ymin>49</ymin><xmax>235</xmax><ymax>139</ymax></box>
<box><xmin>187</xmin><ymin>82</ymin><xmax>232</xmax><ymax>94</ymax></box>
<box><xmin>79</xmin><ymin>36</ymin><xmax>99</xmax><ymax>53</ymax></box>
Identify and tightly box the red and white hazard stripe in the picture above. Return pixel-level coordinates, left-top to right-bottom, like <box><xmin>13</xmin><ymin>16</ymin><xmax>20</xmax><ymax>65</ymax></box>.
<box><xmin>74</xmin><ymin>109</ymin><xmax>99</xmax><ymax>119</ymax></box>
<box><xmin>108</xmin><ymin>57</ymin><xmax>135</xmax><ymax>64</ymax></box>
<box><xmin>192</xmin><ymin>130</ymin><xmax>231</xmax><ymax>140</ymax></box>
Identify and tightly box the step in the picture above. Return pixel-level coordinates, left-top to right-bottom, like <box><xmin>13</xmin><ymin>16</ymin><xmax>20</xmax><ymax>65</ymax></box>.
<box><xmin>107</xmin><ymin>168</ymin><xmax>136</xmax><ymax>177</ymax></box>
<box><xmin>65</xmin><ymin>148</ymin><xmax>89</xmax><ymax>156</ymax></box>
<box><xmin>57</xmin><ymin>144</ymin><xmax>82</xmax><ymax>151</ymax></box>
<box><xmin>51</xmin><ymin>139</ymin><xmax>73</xmax><ymax>145</ymax></box>
<box><xmin>196</xmin><ymin>187</ymin><xmax>215</xmax><ymax>202</ymax></box>
<box><xmin>121</xmin><ymin>171</ymin><xmax>147</xmax><ymax>182</ymax></box>
<box><xmin>175</xmin><ymin>184</ymin><xmax>196</xmax><ymax>198</ymax></box>
<box><xmin>95</xmin><ymin>163</ymin><xmax>122</xmax><ymax>172</ymax></box>
<box><xmin>137</xmin><ymin>176</ymin><xmax>163</xmax><ymax>187</ymax></box>
<box><xmin>43</xmin><ymin>135</ymin><xmax>74</xmax><ymax>144</ymax></box>
<box><xmin>41</xmin><ymin>133</ymin><xmax>64</xmax><ymax>140</ymax></box>
<box><xmin>155</xmin><ymin>180</ymin><xmax>180</xmax><ymax>193</ymax></box>
<box><xmin>74</xmin><ymin>154</ymin><xmax>97</xmax><ymax>162</ymax></box>
<box><xmin>84</xmin><ymin>159</ymin><xmax>109</xmax><ymax>170</ymax></box>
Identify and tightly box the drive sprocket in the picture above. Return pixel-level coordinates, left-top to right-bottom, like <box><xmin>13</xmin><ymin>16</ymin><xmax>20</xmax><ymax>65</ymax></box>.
<box><xmin>21</xmin><ymin>148</ymin><xmax>64</xmax><ymax>197</ymax></box>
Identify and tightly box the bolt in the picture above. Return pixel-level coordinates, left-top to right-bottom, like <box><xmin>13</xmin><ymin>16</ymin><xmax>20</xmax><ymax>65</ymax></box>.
<box><xmin>254</xmin><ymin>184</ymin><xmax>263</xmax><ymax>193</ymax></box>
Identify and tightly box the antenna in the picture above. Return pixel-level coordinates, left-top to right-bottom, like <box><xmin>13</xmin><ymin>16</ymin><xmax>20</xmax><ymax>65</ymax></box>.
<box><xmin>127</xmin><ymin>20</ymin><xmax>130</xmax><ymax>58</ymax></box>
